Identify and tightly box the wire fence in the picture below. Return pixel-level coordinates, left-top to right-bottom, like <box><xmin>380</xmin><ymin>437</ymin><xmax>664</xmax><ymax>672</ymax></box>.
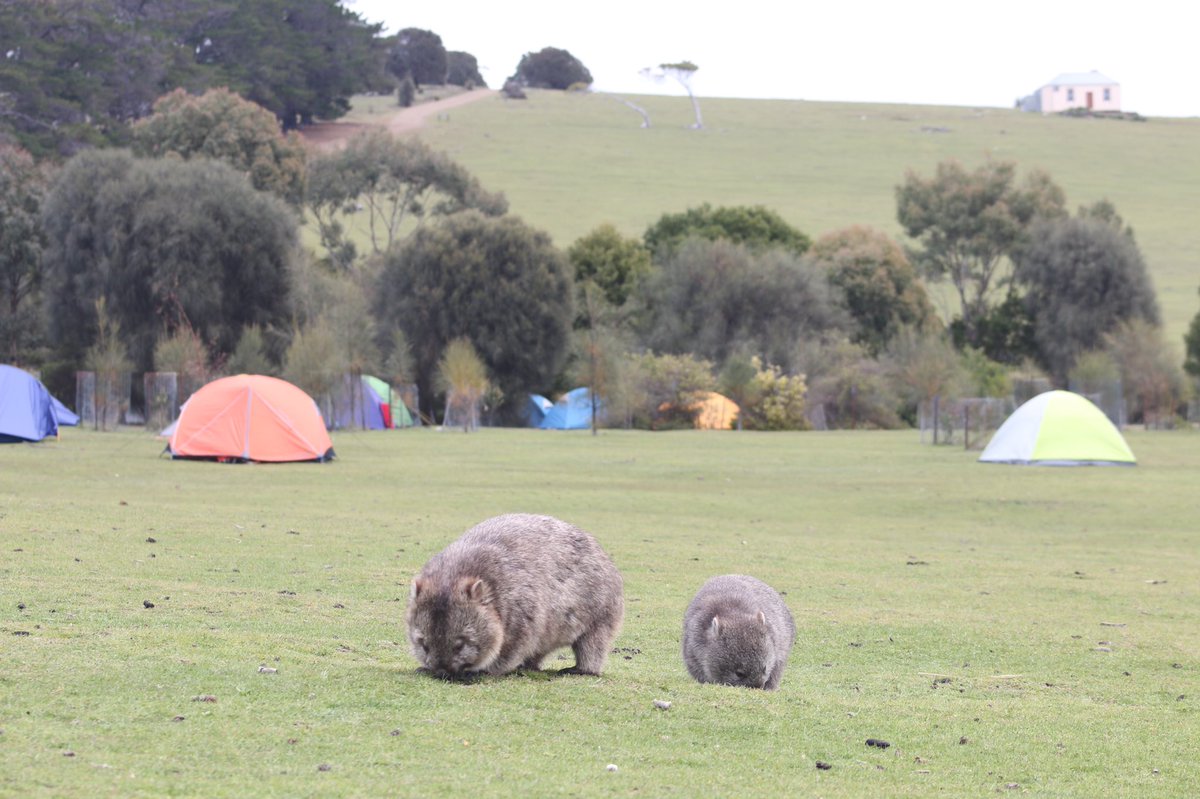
<box><xmin>1067</xmin><ymin>378</ymin><xmax>1126</xmax><ymax>428</ymax></box>
<box><xmin>918</xmin><ymin>396</ymin><xmax>1015</xmax><ymax>449</ymax></box>
<box><xmin>75</xmin><ymin>370</ymin><xmax>131</xmax><ymax>430</ymax></box>
<box><xmin>143</xmin><ymin>372</ymin><xmax>179</xmax><ymax>432</ymax></box>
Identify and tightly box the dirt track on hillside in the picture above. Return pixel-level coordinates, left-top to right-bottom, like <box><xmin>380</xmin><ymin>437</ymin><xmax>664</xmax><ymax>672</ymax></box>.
<box><xmin>299</xmin><ymin>88</ymin><xmax>497</xmax><ymax>151</ymax></box>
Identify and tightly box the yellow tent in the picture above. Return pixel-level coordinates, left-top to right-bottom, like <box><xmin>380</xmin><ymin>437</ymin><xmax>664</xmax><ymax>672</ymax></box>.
<box><xmin>656</xmin><ymin>391</ymin><xmax>740</xmax><ymax>429</ymax></box>
<box><xmin>691</xmin><ymin>391</ymin><xmax>740</xmax><ymax>430</ymax></box>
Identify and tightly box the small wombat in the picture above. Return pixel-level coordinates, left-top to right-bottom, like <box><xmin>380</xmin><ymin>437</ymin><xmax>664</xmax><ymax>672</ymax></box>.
<box><xmin>406</xmin><ymin>513</ymin><xmax>624</xmax><ymax>679</ymax></box>
<box><xmin>682</xmin><ymin>574</ymin><xmax>795</xmax><ymax>690</ymax></box>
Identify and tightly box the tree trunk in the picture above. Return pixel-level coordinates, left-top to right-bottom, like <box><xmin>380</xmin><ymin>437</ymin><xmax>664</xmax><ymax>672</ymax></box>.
<box><xmin>687</xmin><ymin>91</ymin><xmax>703</xmax><ymax>129</ymax></box>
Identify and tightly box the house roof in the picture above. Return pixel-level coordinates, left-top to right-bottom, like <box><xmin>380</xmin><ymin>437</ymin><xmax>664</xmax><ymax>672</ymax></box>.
<box><xmin>1045</xmin><ymin>70</ymin><xmax>1118</xmax><ymax>87</ymax></box>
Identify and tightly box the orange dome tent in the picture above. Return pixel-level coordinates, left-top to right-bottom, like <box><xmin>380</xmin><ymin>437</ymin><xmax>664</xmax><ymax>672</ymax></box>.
<box><xmin>168</xmin><ymin>375</ymin><xmax>334</xmax><ymax>463</ymax></box>
<box><xmin>692</xmin><ymin>391</ymin><xmax>740</xmax><ymax>430</ymax></box>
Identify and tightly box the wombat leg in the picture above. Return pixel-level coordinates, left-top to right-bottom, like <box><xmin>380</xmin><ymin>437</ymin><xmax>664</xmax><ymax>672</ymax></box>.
<box><xmin>764</xmin><ymin>662</ymin><xmax>785</xmax><ymax>691</ymax></box>
<box><xmin>555</xmin><ymin>666</ymin><xmax>594</xmax><ymax>676</ymax></box>
<box><xmin>519</xmin><ymin>655</ymin><xmax>546</xmax><ymax>671</ymax></box>
<box><xmin>565</xmin><ymin>627</ymin><xmax>616</xmax><ymax>675</ymax></box>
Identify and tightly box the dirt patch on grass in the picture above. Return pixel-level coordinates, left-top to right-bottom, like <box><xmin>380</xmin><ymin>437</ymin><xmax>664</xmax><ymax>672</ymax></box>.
<box><xmin>299</xmin><ymin>89</ymin><xmax>497</xmax><ymax>152</ymax></box>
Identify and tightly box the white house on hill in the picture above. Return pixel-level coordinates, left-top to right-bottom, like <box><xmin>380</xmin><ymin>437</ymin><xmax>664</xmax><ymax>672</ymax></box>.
<box><xmin>1019</xmin><ymin>71</ymin><xmax>1120</xmax><ymax>113</ymax></box>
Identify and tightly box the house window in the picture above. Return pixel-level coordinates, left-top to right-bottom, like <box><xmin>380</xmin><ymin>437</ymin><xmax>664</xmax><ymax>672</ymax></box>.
<box><xmin>1104</xmin><ymin>88</ymin><xmax>1111</xmax><ymax>101</ymax></box>
<box><xmin>1067</xmin><ymin>88</ymin><xmax>1075</xmax><ymax>102</ymax></box>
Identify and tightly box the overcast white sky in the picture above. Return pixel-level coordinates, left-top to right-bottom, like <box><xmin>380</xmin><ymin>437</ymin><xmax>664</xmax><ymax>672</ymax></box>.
<box><xmin>344</xmin><ymin>0</ymin><xmax>1196</xmax><ymax>118</ymax></box>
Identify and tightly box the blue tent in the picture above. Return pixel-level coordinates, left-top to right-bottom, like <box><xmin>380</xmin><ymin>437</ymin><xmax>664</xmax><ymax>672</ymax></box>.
<box><xmin>539</xmin><ymin>387</ymin><xmax>600</xmax><ymax>430</ymax></box>
<box><xmin>51</xmin><ymin>395</ymin><xmax>79</xmax><ymax>426</ymax></box>
<box><xmin>526</xmin><ymin>394</ymin><xmax>553</xmax><ymax>427</ymax></box>
<box><xmin>0</xmin><ymin>364</ymin><xmax>65</xmax><ymax>443</ymax></box>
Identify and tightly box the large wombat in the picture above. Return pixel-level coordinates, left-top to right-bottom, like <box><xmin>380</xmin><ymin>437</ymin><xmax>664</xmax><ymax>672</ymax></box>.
<box><xmin>406</xmin><ymin>513</ymin><xmax>624</xmax><ymax>679</ymax></box>
<box><xmin>682</xmin><ymin>574</ymin><xmax>796</xmax><ymax>690</ymax></box>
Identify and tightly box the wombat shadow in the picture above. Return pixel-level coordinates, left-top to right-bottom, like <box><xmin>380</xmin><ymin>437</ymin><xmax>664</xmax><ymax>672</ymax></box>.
<box><xmin>415</xmin><ymin>666</ymin><xmax>595</xmax><ymax>684</ymax></box>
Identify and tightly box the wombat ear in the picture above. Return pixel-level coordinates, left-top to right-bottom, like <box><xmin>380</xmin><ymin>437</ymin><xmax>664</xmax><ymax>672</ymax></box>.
<box><xmin>410</xmin><ymin>577</ymin><xmax>425</xmax><ymax>600</ymax></box>
<box><xmin>461</xmin><ymin>577</ymin><xmax>493</xmax><ymax>605</ymax></box>
<box><xmin>709</xmin><ymin>615</ymin><xmax>721</xmax><ymax>637</ymax></box>
<box><xmin>756</xmin><ymin>610</ymin><xmax>767</xmax><ymax>626</ymax></box>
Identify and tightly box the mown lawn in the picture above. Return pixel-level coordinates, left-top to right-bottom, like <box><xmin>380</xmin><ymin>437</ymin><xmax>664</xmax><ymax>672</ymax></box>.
<box><xmin>2</xmin><ymin>426</ymin><xmax>1198</xmax><ymax>797</ymax></box>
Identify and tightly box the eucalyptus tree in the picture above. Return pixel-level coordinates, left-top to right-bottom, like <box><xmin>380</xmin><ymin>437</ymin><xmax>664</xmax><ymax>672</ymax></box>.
<box><xmin>1014</xmin><ymin>213</ymin><xmax>1159</xmax><ymax>383</ymax></box>
<box><xmin>306</xmin><ymin>130</ymin><xmax>506</xmax><ymax>269</ymax></box>
<box><xmin>375</xmin><ymin>211</ymin><xmax>573</xmax><ymax>420</ymax></box>
<box><xmin>41</xmin><ymin>150</ymin><xmax>297</xmax><ymax>370</ymax></box>
<box><xmin>0</xmin><ymin>144</ymin><xmax>48</xmax><ymax>362</ymax></box>
<box><xmin>641</xmin><ymin>61</ymin><xmax>703</xmax><ymax>128</ymax></box>
<box><xmin>511</xmin><ymin>47</ymin><xmax>592</xmax><ymax>89</ymax></box>
<box><xmin>387</xmin><ymin>28</ymin><xmax>447</xmax><ymax>88</ymax></box>
<box><xmin>896</xmin><ymin>159</ymin><xmax>1066</xmax><ymax>348</ymax></box>
<box><xmin>132</xmin><ymin>88</ymin><xmax>307</xmax><ymax>205</ymax></box>
<box><xmin>810</xmin><ymin>225</ymin><xmax>937</xmax><ymax>356</ymax></box>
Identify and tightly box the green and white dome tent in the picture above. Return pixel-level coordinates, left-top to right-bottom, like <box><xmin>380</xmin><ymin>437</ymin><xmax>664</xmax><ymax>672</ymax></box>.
<box><xmin>978</xmin><ymin>390</ymin><xmax>1136</xmax><ymax>466</ymax></box>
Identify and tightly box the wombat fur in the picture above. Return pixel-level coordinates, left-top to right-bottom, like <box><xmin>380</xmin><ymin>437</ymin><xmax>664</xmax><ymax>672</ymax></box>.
<box><xmin>406</xmin><ymin>513</ymin><xmax>624</xmax><ymax>679</ymax></box>
<box><xmin>682</xmin><ymin>574</ymin><xmax>795</xmax><ymax>690</ymax></box>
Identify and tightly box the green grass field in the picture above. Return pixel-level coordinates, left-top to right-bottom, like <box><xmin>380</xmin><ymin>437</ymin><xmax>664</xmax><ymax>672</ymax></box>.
<box><xmin>376</xmin><ymin>89</ymin><xmax>1200</xmax><ymax>343</ymax></box>
<box><xmin>3</xmin><ymin>427</ymin><xmax>1198</xmax><ymax>797</ymax></box>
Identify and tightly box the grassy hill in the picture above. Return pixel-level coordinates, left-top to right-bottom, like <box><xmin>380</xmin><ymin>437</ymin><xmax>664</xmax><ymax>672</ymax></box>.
<box><xmin>392</xmin><ymin>90</ymin><xmax>1200</xmax><ymax>343</ymax></box>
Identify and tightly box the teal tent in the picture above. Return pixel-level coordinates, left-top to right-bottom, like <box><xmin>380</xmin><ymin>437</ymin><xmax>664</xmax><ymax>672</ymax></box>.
<box><xmin>539</xmin><ymin>388</ymin><xmax>600</xmax><ymax>430</ymax></box>
<box><xmin>526</xmin><ymin>394</ymin><xmax>552</xmax><ymax>427</ymax></box>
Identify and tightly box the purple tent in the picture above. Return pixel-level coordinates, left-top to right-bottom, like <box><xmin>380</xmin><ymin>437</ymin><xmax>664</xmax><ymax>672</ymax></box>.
<box><xmin>330</xmin><ymin>374</ymin><xmax>387</xmax><ymax>430</ymax></box>
<box><xmin>0</xmin><ymin>365</ymin><xmax>64</xmax><ymax>442</ymax></box>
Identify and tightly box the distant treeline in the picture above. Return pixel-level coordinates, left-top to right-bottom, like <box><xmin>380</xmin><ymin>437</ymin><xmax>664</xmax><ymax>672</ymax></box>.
<box><xmin>0</xmin><ymin>0</ymin><xmax>596</xmax><ymax>158</ymax></box>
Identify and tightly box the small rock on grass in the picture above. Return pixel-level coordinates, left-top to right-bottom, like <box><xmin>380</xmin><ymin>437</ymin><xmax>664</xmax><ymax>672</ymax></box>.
<box><xmin>143</xmin><ymin>600</ymin><xmax>155</xmax><ymax>609</ymax></box>
<box><xmin>258</xmin><ymin>666</ymin><xmax>278</xmax><ymax>674</ymax></box>
<box><xmin>192</xmin><ymin>694</ymin><xmax>217</xmax><ymax>703</ymax></box>
<box><xmin>317</xmin><ymin>764</ymin><xmax>331</xmax><ymax>772</ymax></box>
<box><xmin>652</xmin><ymin>699</ymin><xmax>671</xmax><ymax>710</ymax></box>
<box><xmin>866</xmin><ymin>738</ymin><xmax>891</xmax><ymax>749</ymax></box>
<box><xmin>606</xmin><ymin>764</ymin><xmax>619</xmax><ymax>772</ymax></box>
<box><xmin>815</xmin><ymin>761</ymin><xmax>832</xmax><ymax>770</ymax></box>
